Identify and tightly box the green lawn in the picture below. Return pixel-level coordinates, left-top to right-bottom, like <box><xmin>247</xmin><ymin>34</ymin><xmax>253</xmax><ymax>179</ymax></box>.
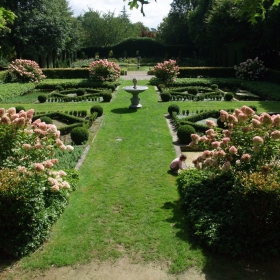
<box><xmin>1</xmin><ymin>79</ymin><xmax>280</xmax><ymax>278</ymax></box>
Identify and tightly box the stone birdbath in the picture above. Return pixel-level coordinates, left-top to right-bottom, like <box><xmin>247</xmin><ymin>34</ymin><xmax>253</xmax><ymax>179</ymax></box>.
<box><xmin>122</xmin><ymin>78</ymin><xmax>148</xmax><ymax>108</ymax></box>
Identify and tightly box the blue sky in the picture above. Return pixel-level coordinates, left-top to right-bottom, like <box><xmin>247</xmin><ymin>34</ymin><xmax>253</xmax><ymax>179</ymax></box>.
<box><xmin>68</xmin><ymin>0</ymin><xmax>173</xmax><ymax>29</ymax></box>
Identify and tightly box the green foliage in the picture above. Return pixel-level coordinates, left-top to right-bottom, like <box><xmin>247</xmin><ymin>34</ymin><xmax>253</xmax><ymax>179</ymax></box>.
<box><xmin>168</xmin><ymin>104</ymin><xmax>180</xmax><ymax>115</ymax></box>
<box><xmin>0</xmin><ymin>83</ymin><xmax>35</xmax><ymax>101</ymax></box>
<box><xmin>70</xmin><ymin>127</ymin><xmax>89</xmax><ymax>145</ymax></box>
<box><xmin>177</xmin><ymin>124</ymin><xmax>196</xmax><ymax>144</ymax></box>
<box><xmin>188</xmin><ymin>87</ymin><xmax>198</xmax><ymax>95</ymax></box>
<box><xmin>90</xmin><ymin>105</ymin><xmax>103</xmax><ymax>117</ymax></box>
<box><xmin>157</xmin><ymin>84</ymin><xmax>166</xmax><ymax>92</ymax></box>
<box><xmin>210</xmin><ymin>84</ymin><xmax>218</xmax><ymax>90</ymax></box>
<box><xmin>76</xmin><ymin>88</ymin><xmax>85</xmax><ymax>96</ymax></box>
<box><xmin>102</xmin><ymin>92</ymin><xmax>112</xmax><ymax>102</ymax></box>
<box><xmin>40</xmin><ymin>116</ymin><xmax>53</xmax><ymax>124</ymax></box>
<box><xmin>38</xmin><ymin>94</ymin><xmax>47</xmax><ymax>103</ymax></box>
<box><xmin>15</xmin><ymin>105</ymin><xmax>25</xmax><ymax>113</ymax></box>
<box><xmin>160</xmin><ymin>92</ymin><xmax>171</xmax><ymax>102</ymax></box>
<box><xmin>224</xmin><ymin>92</ymin><xmax>234</xmax><ymax>101</ymax></box>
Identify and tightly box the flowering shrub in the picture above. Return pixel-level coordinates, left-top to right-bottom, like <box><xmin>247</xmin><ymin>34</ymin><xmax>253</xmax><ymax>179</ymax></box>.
<box><xmin>153</xmin><ymin>59</ymin><xmax>180</xmax><ymax>84</ymax></box>
<box><xmin>8</xmin><ymin>59</ymin><xmax>46</xmax><ymax>83</ymax></box>
<box><xmin>88</xmin><ymin>59</ymin><xmax>120</xmax><ymax>82</ymax></box>
<box><xmin>0</xmin><ymin>107</ymin><xmax>75</xmax><ymax>256</ymax></box>
<box><xmin>234</xmin><ymin>57</ymin><xmax>266</xmax><ymax>80</ymax></box>
<box><xmin>190</xmin><ymin>106</ymin><xmax>280</xmax><ymax>176</ymax></box>
<box><xmin>180</xmin><ymin>106</ymin><xmax>280</xmax><ymax>258</ymax></box>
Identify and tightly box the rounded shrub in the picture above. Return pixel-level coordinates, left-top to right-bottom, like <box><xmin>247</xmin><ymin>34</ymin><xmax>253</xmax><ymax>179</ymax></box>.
<box><xmin>40</xmin><ymin>116</ymin><xmax>53</xmax><ymax>124</ymax></box>
<box><xmin>224</xmin><ymin>92</ymin><xmax>234</xmax><ymax>101</ymax></box>
<box><xmin>102</xmin><ymin>92</ymin><xmax>112</xmax><ymax>102</ymax></box>
<box><xmin>157</xmin><ymin>84</ymin><xmax>166</xmax><ymax>92</ymax></box>
<box><xmin>15</xmin><ymin>106</ymin><xmax>25</xmax><ymax>113</ymax></box>
<box><xmin>210</xmin><ymin>84</ymin><xmax>219</xmax><ymax>90</ymax></box>
<box><xmin>38</xmin><ymin>94</ymin><xmax>47</xmax><ymax>103</ymax></box>
<box><xmin>188</xmin><ymin>87</ymin><xmax>198</xmax><ymax>95</ymax></box>
<box><xmin>177</xmin><ymin>124</ymin><xmax>196</xmax><ymax>144</ymax></box>
<box><xmin>90</xmin><ymin>105</ymin><xmax>103</xmax><ymax>117</ymax></box>
<box><xmin>55</xmin><ymin>85</ymin><xmax>63</xmax><ymax>91</ymax></box>
<box><xmin>70</xmin><ymin>127</ymin><xmax>89</xmax><ymax>145</ymax></box>
<box><xmin>168</xmin><ymin>104</ymin><xmax>180</xmax><ymax>115</ymax></box>
<box><xmin>160</xmin><ymin>92</ymin><xmax>171</xmax><ymax>102</ymax></box>
<box><xmin>76</xmin><ymin>88</ymin><xmax>85</xmax><ymax>96</ymax></box>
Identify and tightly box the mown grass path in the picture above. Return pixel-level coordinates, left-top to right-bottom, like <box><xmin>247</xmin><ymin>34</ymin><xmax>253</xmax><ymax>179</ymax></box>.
<box><xmin>21</xmin><ymin>80</ymin><xmax>204</xmax><ymax>273</ymax></box>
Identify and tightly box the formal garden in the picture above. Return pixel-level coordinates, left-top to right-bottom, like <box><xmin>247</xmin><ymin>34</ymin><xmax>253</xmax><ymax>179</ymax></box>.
<box><xmin>1</xmin><ymin>56</ymin><xmax>280</xmax><ymax>279</ymax></box>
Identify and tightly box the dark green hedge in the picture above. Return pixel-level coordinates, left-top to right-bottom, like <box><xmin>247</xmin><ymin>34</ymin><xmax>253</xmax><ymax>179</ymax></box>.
<box><xmin>42</xmin><ymin>68</ymin><xmax>89</xmax><ymax>79</ymax></box>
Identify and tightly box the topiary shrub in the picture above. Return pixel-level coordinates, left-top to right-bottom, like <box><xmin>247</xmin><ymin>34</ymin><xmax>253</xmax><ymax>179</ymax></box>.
<box><xmin>15</xmin><ymin>106</ymin><xmax>25</xmax><ymax>113</ymax></box>
<box><xmin>188</xmin><ymin>87</ymin><xmax>198</xmax><ymax>95</ymax></box>
<box><xmin>90</xmin><ymin>105</ymin><xmax>103</xmax><ymax>117</ymax></box>
<box><xmin>157</xmin><ymin>84</ymin><xmax>166</xmax><ymax>92</ymax></box>
<box><xmin>210</xmin><ymin>84</ymin><xmax>218</xmax><ymax>90</ymax></box>
<box><xmin>224</xmin><ymin>92</ymin><xmax>234</xmax><ymax>101</ymax></box>
<box><xmin>160</xmin><ymin>92</ymin><xmax>171</xmax><ymax>102</ymax></box>
<box><xmin>40</xmin><ymin>116</ymin><xmax>53</xmax><ymax>124</ymax></box>
<box><xmin>76</xmin><ymin>88</ymin><xmax>85</xmax><ymax>96</ymax></box>
<box><xmin>38</xmin><ymin>94</ymin><xmax>47</xmax><ymax>103</ymax></box>
<box><xmin>55</xmin><ymin>85</ymin><xmax>63</xmax><ymax>91</ymax></box>
<box><xmin>177</xmin><ymin>124</ymin><xmax>196</xmax><ymax>144</ymax></box>
<box><xmin>70</xmin><ymin>127</ymin><xmax>89</xmax><ymax>145</ymax></box>
<box><xmin>168</xmin><ymin>104</ymin><xmax>180</xmax><ymax>115</ymax></box>
<box><xmin>102</xmin><ymin>92</ymin><xmax>112</xmax><ymax>102</ymax></box>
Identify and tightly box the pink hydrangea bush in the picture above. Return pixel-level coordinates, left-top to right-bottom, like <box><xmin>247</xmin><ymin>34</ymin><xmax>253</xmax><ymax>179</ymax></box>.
<box><xmin>189</xmin><ymin>106</ymin><xmax>280</xmax><ymax>175</ymax></box>
<box><xmin>88</xmin><ymin>59</ymin><xmax>121</xmax><ymax>82</ymax></box>
<box><xmin>8</xmin><ymin>59</ymin><xmax>46</xmax><ymax>83</ymax></box>
<box><xmin>234</xmin><ymin>57</ymin><xmax>266</xmax><ymax>80</ymax></box>
<box><xmin>153</xmin><ymin>59</ymin><xmax>180</xmax><ymax>84</ymax></box>
<box><xmin>0</xmin><ymin>107</ymin><xmax>75</xmax><ymax>256</ymax></box>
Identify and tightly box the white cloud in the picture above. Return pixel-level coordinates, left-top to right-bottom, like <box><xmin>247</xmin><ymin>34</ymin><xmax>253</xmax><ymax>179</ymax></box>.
<box><xmin>68</xmin><ymin>0</ymin><xmax>172</xmax><ymax>29</ymax></box>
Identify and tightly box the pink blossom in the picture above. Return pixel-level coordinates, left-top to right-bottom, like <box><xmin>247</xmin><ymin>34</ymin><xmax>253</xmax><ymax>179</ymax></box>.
<box><xmin>51</xmin><ymin>158</ymin><xmax>58</xmax><ymax>164</ymax></box>
<box><xmin>61</xmin><ymin>181</ymin><xmax>70</xmax><ymax>189</ymax></box>
<box><xmin>6</xmin><ymin>107</ymin><xmax>16</xmax><ymax>115</ymax></box>
<box><xmin>34</xmin><ymin>142</ymin><xmax>42</xmax><ymax>149</ymax></box>
<box><xmin>204</xmin><ymin>158</ymin><xmax>213</xmax><ymax>166</ymax></box>
<box><xmin>43</xmin><ymin>160</ymin><xmax>54</xmax><ymax>168</ymax></box>
<box><xmin>26</xmin><ymin>109</ymin><xmax>34</xmax><ymax>119</ymax></box>
<box><xmin>237</xmin><ymin>112</ymin><xmax>248</xmax><ymax>122</ymax></box>
<box><xmin>240</xmin><ymin>105</ymin><xmax>254</xmax><ymax>116</ymax></box>
<box><xmin>252</xmin><ymin>119</ymin><xmax>261</xmax><ymax>128</ymax></box>
<box><xmin>260</xmin><ymin>113</ymin><xmax>273</xmax><ymax>125</ymax></box>
<box><xmin>38</xmin><ymin>122</ymin><xmax>47</xmax><ymax>130</ymax></box>
<box><xmin>23</xmin><ymin>143</ymin><xmax>32</xmax><ymax>150</ymax></box>
<box><xmin>48</xmin><ymin>177</ymin><xmax>57</xmax><ymax>185</ymax></box>
<box><xmin>60</xmin><ymin>145</ymin><xmax>67</xmax><ymax>151</ymax></box>
<box><xmin>51</xmin><ymin>185</ymin><xmax>60</xmax><ymax>192</ymax></box>
<box><xmin>229</xmin><ymin>146</ymin><xmax>238</xmax><ymax>154</ymax></box>
<box><xmin>241</xmin><ymin>153</ymin><xmax>251</xmax><ymax>163</ymax></box>
<box><xmin>253</xmin><ymin>136</ymin><xmax>264</xmax><ymax>145</ymax></box>
<box><xmin>222</xmin><ymin>137</ymin><xmax>230</xmax><ymax>146</ymax></box>
<box><xmin>227</xmin><ymin>114</ymin><xmax>238</xmax><ymax>124</ymax></box>
<box><xmin>211</xmin><ymin>141</ymin><xmax>221</xmax><ymax>149</ymax></box>
<box><xmin>214</xmin><ymin>149</ymin><xmax>226</xmax><ymax>158</ymax></box>
<box><xmin>66</xmin><ymin>145</ymin><xmax>74</xmax><ymax>151</ymax></box>
<box><xmin>206</xmin><ymin>120</ymin><xmax>216</xmax><ymax>128</ymax></box>
<box><xmin>18</xmin><ymin>166</ymin><xmax>27</xmax><ymax>172</ymax></box>
<box><xmin>1</xmin><ymin>115</ymin><xmax>11</xmax><ymax>124</ymax></box>
<box><xmin>34</xmin><ymin>163</ymin><xmax>45</xmax><ymax>172</ymax></box>
<box><xmin>222</xmin><ymin>161</ymin><xmax>231</xmax><ymax>171</ymax></box>
<box><xmin>272</xmin><ymin>115</ymin><xmax>280</xmax><ymax>127</ymax></box>
<box><xmin>252</xmin><ymin>145</ymin><xmax>261</xmax><ymax>153</ymax></box>
<box><xmin>220</xmin><ymin>110</ymin><xmax>228</xmax><ymax>122</ymax></box>
<box><xmin>0</xmin><ymin>108</ymin><xmax>5</xmax><ymax>117</ymax></box>
<box><xmin>222</xmin><ymin>130</ymin><xmax>232</xmax><ymax>137</ymax></box>
<box><xmin>56</xmin><ymin>139</ymin><xmax>63</xmax><ymax>146</ymax></box>
<box><xmin>191</xmin><ymin>134</ymin><xmax>200</xmax><ymax>144</ymax></box>
<box><xmin>202</xmin><ymin>150</ymin><xmax>213</xmax><ymax>158</ymax></box>
<box><xmin>271</xmin><ymin>130</ymin><xmax>280</xmax><ymax>140</ymax></box>
<box><xmin>236</xmin><ymin>160</ymin><xmax>241</xmax><ymax>166</ymax></box>
<box><xmin>234</xmin><ymin>109</ymin><xmax>242</xmax><ymax>117</ymax></box>
<box><xmin>11</xmin><ymin>113</ymin><xmax>19</xmax><ymax>120</ymax></box>
<box><xmin>58</xmin><ymin>170</ymin><xmax>67</xmax><ymax>177</ymax></box>
<box><xmin>242</xmin><ymin>126</ymin><xmax>252</xmax><ymax>133</ymax></box>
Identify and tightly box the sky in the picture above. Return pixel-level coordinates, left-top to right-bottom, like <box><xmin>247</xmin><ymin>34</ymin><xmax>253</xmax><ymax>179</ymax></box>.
<box><xmin>68</xmin><ymin>0</ymin><xmax>173</xmax><ymax>29</ymax></box>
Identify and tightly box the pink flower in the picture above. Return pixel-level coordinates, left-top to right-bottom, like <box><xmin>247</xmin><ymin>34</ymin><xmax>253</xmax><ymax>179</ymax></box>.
<box><xmin>241</xmin><ymin>153</ymin><xmax>251</xmax><ymax>163</ymax></box>
<box><xmin>34</xmin><ymin>142</ymin><xmax>42</xmax><ymax>149</ymax></box>
<box><xmin>206</xmin><ymin>120</ymin><xmax>216</xmax><ymax>128</ymax></box>
<box><xmin>43</xmin><ymin>160</ymin><xmax>54</xmax><ymax>168</ymax></box>
<box><xmin>271</xmin><ymin>130</ymin><xmax>280</xmax><ymax>140</ymax></box>
<box><xmin>66</xmin><ymin>145</ymin><xmax>74</xmax><ymax>151</ymax></box>
<box><xmin>222</xmin><ymin>161</ymin><xmax>231</xmax><ymax>171</ymax></box>
<box><xmin>23</xmin><ymin>143</ymin><xmax>32</xmax><ymax>150</ymax></box>
<box><xmin>253</xmin><ymin>136</ymin><xmax>264</xmax><ymax>145</ymax></box>
<box><xmin>242</xmin><ymin>126</ymin><xmax>252</xmax><ymax>133</ymax></box>
<box><xmin>56</xmin><ymin>139</ymin><xmax>63</xmax><ymax>146</ymax></box>
<box><xmin>222</xmin><ymin>137</ymin><xmax>230</xmax><ymax>146</ymax></box>
<box><xmin>220</xmin><ymin>110</ymin><xmax>228</xmax><ymax>122</ymax></box>
<box><xmin>240</xmin><ymin>105</ymin><xmax>254</xmax><ymax>116</ymax></box>
<box><xmin>34</xmin><ymin>163</ymin><xmax>45</xmax><ymax>172</ymax></box>
<box><xmin>252</xmin><ymin>119</ymin><xmax>261</xmax><ymax>128</ymax></box>
<box><xmin>227</xmin><ymin>114</ymin><xmax>238</xmax><ymax>124</ymax></box>
<box><xmin>229</xmin><ymin>146</ymin><xmax>238</xmax><ymax>154</ymax></box>
<box><xmin>0</xmin><ymin>108</ymin><xmax>5</xmax><ymax>117</ymax></box>
<box><xmin>191</xmin><ymin>134</ymin><xmax>200</xmax><ymax>144</ymax></box>
<box><xmin>260</xmin><ymin>113</ymin><xmax>273</xmax><ymax>125</ymax></box>
<box><xmin>1</xmin><ymin>115</ymin><xmax>11</xmax><ymax>124</ymax></box>
<box><xmin>51</xmin><ymin>185</ymin><xmax>60</xmax><ymax>192</ymax></box>
<box><xmin>272</xmin><ymin>115</ymin><xmax>280</xmax><ymax>127</ymax></box>
<box><xmin>236</xmin><ymin>160</ymin><xmax>241</xmax><ymax>166</ymax></box>
<box><xmin>26</xmin><ymin>109</ymin><xmax>34</xmax><ymax>119</ymax></box>
<box><xmin>211</xmin><ymin>141</ymin><xmax>221</xmax><ymax>149</ymax></box>
<box><xmin>61</xmin><ymin>181</ymin><xmax>70</xmax><ymax>189</ymax></box>
<box><xmin>51</xmin><ymin>158</ymin><xmax>58</xmax><ymax>164</ymax></box>
<box><xmin>6</xmin><ymin>107</ymin><xmax>16</xmax><ymax>115</ymax></box>
<box><xmin>253</xmin><ymin>145</ymin><xmax>261</xmax><ymax>153</ymax></box>
<box><xmin>214</xmin><ymin>149</ymin><xmax>226</xmax><ymax>158</ymax></box>
<box><xmin>58</xmin><ymin>170</ymin><xmax>67</xmax><ymax>177</ymax></box>
<box><xmin>222</xmin><ymin>130</ymin><xmax>232</xmax><ymax>137</ymax></box>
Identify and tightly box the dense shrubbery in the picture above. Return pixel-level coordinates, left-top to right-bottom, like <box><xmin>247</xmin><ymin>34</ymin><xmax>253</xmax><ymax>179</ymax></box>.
<box><xmin>38</xmin><ymin>94</ymin><xmax>47</xmax><ymax>103</ymax></box>
<box><xmin>160</xmin><ymin>92</ymin><xmax>171</xmax><ymax>102</ymax></box>
<box><xmin>8</xmin><ymin>59</ymin><xmax>46</xmax><ymax>83</ymax></box>
<box><xmin>153</xmin><ymin>59</ymin><xmax>180</xmax><ymax>84</ymax></box>
<box><xmin>178</xmin><ymin>106</ymin><xmax>280</xmax><ymax>258</ymax></box>
<box><xmin>0</xmin><ymin>107</ymin><xmax>75</xmax><ymax>257</ymax></box>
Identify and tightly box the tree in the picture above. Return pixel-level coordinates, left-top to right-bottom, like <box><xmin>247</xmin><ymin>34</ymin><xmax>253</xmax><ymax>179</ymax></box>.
<box><xmin>0</xmin><ymin>7</ymin><xmax>16</xmax><ymax>32</ymax></box>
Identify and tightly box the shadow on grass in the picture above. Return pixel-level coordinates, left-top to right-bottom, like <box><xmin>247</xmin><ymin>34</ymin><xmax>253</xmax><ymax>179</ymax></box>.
<box><xmin>111</xmin><ymin>108</ymin><xmax>138</xmax><ymax>114</ymax></box>
<box><xmin>162</xmin><ymin>200</ymin><xmax>280</xmax><ymax>280</ymax></box>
